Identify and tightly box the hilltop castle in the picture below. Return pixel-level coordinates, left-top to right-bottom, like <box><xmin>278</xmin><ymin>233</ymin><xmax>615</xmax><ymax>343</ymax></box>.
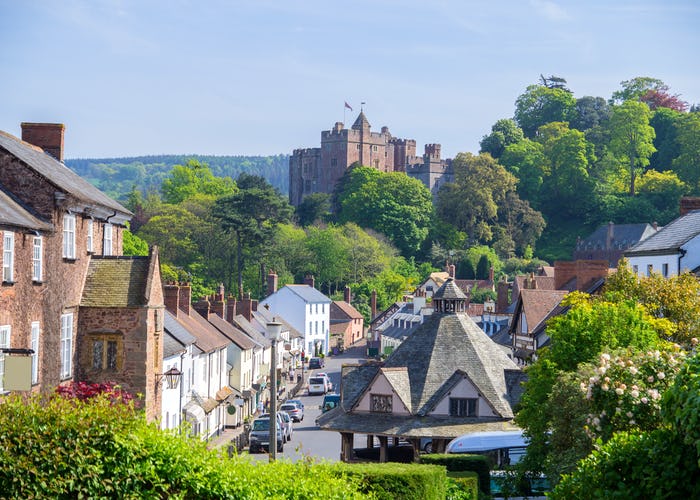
<box><xmin>289</xmin><ymin>111</ymin><xmax>453</xmax><ymax>206</ymax></box>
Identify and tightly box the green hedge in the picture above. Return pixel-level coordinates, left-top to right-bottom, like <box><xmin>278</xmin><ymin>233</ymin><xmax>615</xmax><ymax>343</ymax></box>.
<box><xmin>333</xmin><ymin>462</ymin><xmax>447</xmax><ymax>500</ymax></box>
<box><xmin>421</xmin><ymin>454</ymin><xmax>490</xmax><ymax>495</ymax></box>
<box><xmin>446</xmin><ymin>471</ymin><xmax>479</xmax><ymax>500</ymax></box>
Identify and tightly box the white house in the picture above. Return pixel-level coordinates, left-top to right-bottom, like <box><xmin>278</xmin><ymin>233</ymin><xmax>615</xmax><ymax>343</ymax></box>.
<box><xmin>161</xmin><ymin>312</ymin><xmax>196</xmax><ymax>431</ymax></box>
<box><xmin>624</xmin><ymin>208</ymin><xmax>700</xmax><ymax>278</ymax></box>
<box><xmin>260</xmin><ymin>283</ymin><xmax>332</xmax><ymax>357</ymax></box>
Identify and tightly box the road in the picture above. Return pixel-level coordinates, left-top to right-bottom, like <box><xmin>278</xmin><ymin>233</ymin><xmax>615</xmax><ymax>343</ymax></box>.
<box><xmin>246</xmin><ymin>343</ymin><xmax>366</xmax><ymax>463</ymax></box>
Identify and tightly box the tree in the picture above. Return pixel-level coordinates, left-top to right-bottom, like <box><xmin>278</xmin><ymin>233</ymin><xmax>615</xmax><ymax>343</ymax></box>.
<box><xmin>479</xmin><ymin>119</ymin><xmax>524</xmax><ymax>159</ymax></box>
<box><xmin>539</xmin><ymin>74</ymin><xmax>571</xmax><ymax>92</ymax></box>
<box><xmin>570</xmin><ymin>96</ymin><xmax>611</xmax><ymax>132</ymax></box>
<box><xmin>476</xmin><ymin>254</ymin><xmax>491</xmax><ymax>280</ymax></box>
<box><xmin>514</xmin><ymin>84</ymin><xmax>577</xmax><ymax>138</ymax></box>
<box><xmin>672</xmin><ymin>112</ymin><xmax>700</xmax><ymax>192</ymax></box>
<box><xmin>161</xmin><ymin>159</ymin><xmax>236</xmax><ymax>204</ymax></box>
<box><xmin>610</xmin><ymin>76</ymin><xmax>667</xmax><ymax>104</ymax></box>
<box><xmin>500</xmin><ymin>139</ymin><xmax>548</xmax><ymax>208</ymax></box>
<box><xmin>295</xmin><ymin>192</ymin><xmax>331</xmax><ymax>227</ymax></box>
<box><xmin>649</xmin><ymin>107</ymin><xmax>683</xmax><ymax>173</ymax></box>
<box><xmin>214</xmin><ymin>174</ymin><xmax>293</xmax><ymax>297</ymax></box>
<box><xmin>607</xmin><ymin>100</ymin><xmax>656</xmax><ymax>195</ymax></box>
<box><xmin>334</xmin><ymin>167</ymin><xmax>433</xmax><ymax>257</ymax></box>
<box><xmin>123</xmin><ymin>228</ymin><xmax>149</xmax><ymax>256</ymax></box>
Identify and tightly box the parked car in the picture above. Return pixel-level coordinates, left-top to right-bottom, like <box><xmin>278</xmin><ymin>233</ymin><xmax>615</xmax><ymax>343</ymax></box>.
<box><xmin>320</xmin><ymin>393</ymin><xmax>340</xmax><ymax>413</ymax></box>
<box><xmin>248</xmin><ymin>417</ymin><xmax>284</xmax><ymax>453</ymax></box>
<box><xmin>308</xmin><ymin>376</ymin><xmax>328</xmax><ymax>395</ymax></box>
<box><xmin>280</xmin><ymin>402</ymin><xmax>304</xmax><ymax>422</ymax></box>
<box><xmin>316</xmin><ymin>372</ymin><xmax>333</xmax><ymax>391</ymax></box>
<box><xmin>285</xmin><ymin>399</ymin><xmax>305</xmax><ymax>411</ymax></box>
<box><xmin>308</xmin><ymin>357</ymin><xmax>324</xmax><ymax>369</ymax></box>
<box><xmin>260</xmin><ymin>412</ymin><xmax>289</xmax><ymax>443</ymax></box>
<box><xmin>278</xmin><ymin>411</ymin><xmax>293</xmax><ymax>441</ymax></box>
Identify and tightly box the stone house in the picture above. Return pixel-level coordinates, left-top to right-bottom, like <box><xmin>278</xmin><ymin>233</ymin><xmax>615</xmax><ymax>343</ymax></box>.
<box><xmin>574</xmin><ymin>221</ymin><xmax>660</xmax><ymax>267</ymax></box>
<box><xmin>0</xmin><ymin>123</ymin><xmax>153</xmax><ymax>398</ymax></box>
<box><xmin>317</xmin><ymin>278</ymin><xmax>524</xmax><ymax>462</ymax></box>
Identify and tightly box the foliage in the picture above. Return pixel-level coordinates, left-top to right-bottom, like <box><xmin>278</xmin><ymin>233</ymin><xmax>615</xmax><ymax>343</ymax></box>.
<box><xmin>514</xmin><ymin>84</ymin><xmax>577</xmax><ymax>138</ymax></box>
<box><xmin>122</xmin><ymin>228</ymin><xmax>149</xmax><ymax>256</ymax></box>
<box><xmin>672</xmin><ymin>112</ymin><xmax>700</xmax><ymax>192</ymax></box>
<box><xmin>420</xmin><ymin>454</ymin><xmax>491</xmax><ymax>495</ymax></box>
<box><xmin>479</xmin><ymin>118</ymin><xmax>524</xmax><ymax>159</ymax></box>
<box><xmin>502</xmin><ymin>256</ymin><xmax>550</xmax><ymax>279</ymax></box>
<box><xmin>662</xmin><ymin>349</ymin><xmax>700</xmax><ymax>457</ymax></box>
<box><xmin>445</xmin><ymin>472</ymin><xmax>479</xmax><ymax>500</ymax></box>
<box><xmin>334</xmin><ymin>166</ymin><xmax>433</xmax><ymax>257</ymax></box>
<box><xmin>334</xmin><ymin>462</ymin><xmax>446</xmax><ymax>500</ymax></box>
<box><xmin>161</xmin><ymin>159</ymin><xmax>236</xmax><ymax>204</ymax></box>
<box><xmin>296</xmin><ymin>192</ymin><xmax>332</xmax><ymax>226</ymax></box>
<box><xmin>610</xmin><ymin>76</ymin><xmax>668</xmax><ymax>104</ymax></box>
<box><xmin>500</xmin><ymin>138</ymin><xmax>547</xmax><ymax>208</ymax></box>
<box><xmin>571</xmin><ymin>96</ymin><xmax>611</xmax><ymax>132</ymax></box>
<box><xmin>56</xmin><ymin>381</ymin><xmax>135</xmax><ymax>404</ymax></box>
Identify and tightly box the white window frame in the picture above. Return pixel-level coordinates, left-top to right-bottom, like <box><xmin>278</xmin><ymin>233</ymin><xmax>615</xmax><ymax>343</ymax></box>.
<box><xmin>0</xmin><ymin>325</ymin><xmax>10</xmax><ymax>392</ymax></box>
<box><xmin>60</xmin><ymin>313</ymin><xmax>73</xmax><ymax>379</ymax></box>
<box><xmin>63</xmin><ymin>214</ymin><xmax>76</xmax><ymax>259</ymax></box>
<box><xmin>87</xmin><ymin>219</ymin><xmax>94</xmax><ymax>253</ymax></box>
<box><xmin>3</xmin><ymin>231</ymin><xmax>14</xmax><ymax>282</ymax></box>
<box><xmin>32</xmin><ymin>236</ymin><xmax>43</xmax><ymax>282</ymax></box>
<box><xmin>31</xmin><ymin>322</ymin><xmax>40</xmax><ymax>384</ymax></box>
<box><xmin>103</xmin><ymin>223</ymin><xmax>113</xmax><ymax>256</ymax></box>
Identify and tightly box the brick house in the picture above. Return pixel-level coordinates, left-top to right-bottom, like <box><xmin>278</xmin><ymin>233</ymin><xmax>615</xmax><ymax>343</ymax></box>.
<box><xmin>330</xmin><ymin>287</ymin><xmax>365</xmax><ymax>350</ymax></box>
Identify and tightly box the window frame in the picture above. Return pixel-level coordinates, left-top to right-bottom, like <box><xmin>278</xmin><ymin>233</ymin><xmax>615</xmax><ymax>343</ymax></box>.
<box><xmin>31</xmin><ymin>322</ymin><xmax>40</xmax><ymax>385</ymax></box>
<box><xmin>60</xmin><ymin>313</ymin><xmax>73</xmax><ymax>379</ymax></box>
<box><xmin>0</xmin><ymin>325</ymin><xmax>10</xmax><ymax>392</ymax></box>
<box><xmin>3</xmin><ymin>231</ymin><xmax>15</xmax><ymax>282</ymax></box>
<box><xmin>103</xmin><ymin>223</ymin><xmax>113</xmax><ymax>256</ymax></box>
<box><xmin>370</xmin><ymin>393</ymin><xmax>393</xmax><ymax>413</ymax></box>
<box><xmin>63</xmin><ymin>213</ymin><xmax>76</xmax><ymax>259</ymax></box>
<box><xmin>32</xmin><ymin>235</ymin><xmax>43</xmax><ymax>282</ymax></box>
<box><xmin>86</xmin><ymin>219</ymin><xmax>94</xmax><ymax>253</ymax></box>
<box><xmin>449</xmin><ymin>397</ymin><xmax>478</xmax><ymax>417</ymax></box>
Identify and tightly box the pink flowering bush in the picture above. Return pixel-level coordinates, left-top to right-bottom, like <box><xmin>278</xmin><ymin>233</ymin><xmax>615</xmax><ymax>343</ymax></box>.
<box><xmin>56</xmin><ymin>381</ymin><xmax>136</xmax><ymax>405</ymax></box>
<box><xmin>580</xmin><ymin>346</ymin><xmax>685</xmax><ymax>442</ymax></box>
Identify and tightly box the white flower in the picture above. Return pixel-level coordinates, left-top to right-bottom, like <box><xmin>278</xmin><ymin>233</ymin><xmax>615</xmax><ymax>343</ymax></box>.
<box><xmin>657</xmin><ymin>372</ymin><xmax>666</xmax><ymax>380</ymax></box>
<box><xmin>601</xmin><ymin>353</ymin><xmax>611</xmax><ymax>362</ymax></box>
<box><xmin>641</xmin><ymin>397</ymin><xmax>649</xmax><ymax>404</ymax></box>
<box><xmin>615</xmin><ymin>388</ymin><xmax>624</xmax><ymax>395</ymax></box>
<box><xmin>631</xmin><ymin>390</ymin><xmax>639</xmax><ymax>398</ymax></box>
<box><xmin>648</xmin><ymin>376</ymin><xmax>655</xmax><ymax>383</ymax></box>
<box><xmin>601</xmin><ymin>384</ymin><xmax>609</xmax><ymax>391</ymax></box>
<box><xmin>629</xmin><ymin>366</ymin><xmax>638</xmax><ymax>375</ymax></box>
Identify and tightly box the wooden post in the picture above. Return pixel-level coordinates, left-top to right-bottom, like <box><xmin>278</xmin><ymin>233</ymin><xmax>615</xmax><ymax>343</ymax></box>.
<box><xmin>378</xmin><ymin>436</ymin><xmax>388</xmax><ymax>462</ymax></box>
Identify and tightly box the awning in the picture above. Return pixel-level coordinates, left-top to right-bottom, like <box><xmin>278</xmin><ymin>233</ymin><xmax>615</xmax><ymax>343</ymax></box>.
<box><xmin>216</xmin><ymin>386</ymin><xmax>234</xmax><ymax>401</ymax></box>
<box><xmin>243</xmin><ymin>388</ymin><xmax>256</xmax><ymax>399</ymax></box>
<box><xmin>201</xmin><ymin>398</ymin><xmax>219</xmax><ymax>414</ymax></box>
<box><xmin>183</xmin><ymin>401</ymin><xmax>206</xmax><ymax>422</ymax></box>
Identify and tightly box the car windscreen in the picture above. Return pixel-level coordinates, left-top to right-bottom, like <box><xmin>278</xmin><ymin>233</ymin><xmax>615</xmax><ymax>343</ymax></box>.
<box><xmin>280</xmin><ymin>405</ymin><xmax>296</xmax><ymax>411</ymax></box>
<box><xmin>252</xmin><ymin>419</ymin><xmax>270</xmax><ymax>431</ymax></box>
<box><xmin>309</xmin><ymin>377</ymin><xmax>325</xmax><ymax>384</ymax></box>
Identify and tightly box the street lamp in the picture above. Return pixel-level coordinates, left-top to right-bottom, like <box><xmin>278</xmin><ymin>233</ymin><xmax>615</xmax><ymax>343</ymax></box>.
<box><xmin>156</xmin><ymin>366</ymin><xmax>182</xmax><ymax>390</ymax></box>
<box><xmin>267</xmin><ymin>319</ymin><xmax>283</xmax><ymax>462</ymax></box>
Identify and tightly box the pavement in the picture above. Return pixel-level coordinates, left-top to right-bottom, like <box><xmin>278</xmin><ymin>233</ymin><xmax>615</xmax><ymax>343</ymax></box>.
<box><xmin>208</xmin><ymin>338</ymin><xmax>368</xmax><ymax>452</ymax></box>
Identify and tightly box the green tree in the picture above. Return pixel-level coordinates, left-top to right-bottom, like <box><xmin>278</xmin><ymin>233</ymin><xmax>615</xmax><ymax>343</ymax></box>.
<box><xmin>607</xmin><ymin>100</ymin><xmax>656</xmax><ymax>195</ymax></box>
<box><xmin>571</xmin><ymin>96</ymin><xmax>611</xmax><ymax>132</ymax></box>
<box><xmin>476</xmin><ymin>254</ymin><xmax>490</xmax><ymax>280</ymax></box>
<box><xmin>672</xmin><ymin>112</ymin><xmax>700</xmax><ymax>192</ymax></box>
<box><xmin>123</xmin><ymin>228</ymin><xmax>149</xmax><ymax>256</ymax></box>
<box><xmin>296</xmin><ymin>192</ymin><xmax>331</xmax><ymax>227</ymax></box>
<box><xmin>514</xmin><ymin>84</ymin><xmax>577</xmax><ymax>138</ymax></box>
<box><xmin>610</xmin><ymin>76</ymin><xmax>668</xmax><ymax>104</ymax></box>
<box><xmin>500</xmin><ymin>139</ymin><xmax>548</xmax><ymax>208</ymax></box>
<box><xmin>334</xmin><ymin>166</ymin><xmax>433</xmax><ymax>257</ymax></box>
<box><xmin>161</xmin><ymin>159</ymin><xmax>236</xmax><ymax>204</ymax></box>
<box><xmin>649</xmin><ymin>107</ymin><xmax>683</xmax><ymax>173</ymax></box>
<box><xmin>479</xmin><ymin>118</ymin><xmax>524</xmax><ymax>159</ymax></box>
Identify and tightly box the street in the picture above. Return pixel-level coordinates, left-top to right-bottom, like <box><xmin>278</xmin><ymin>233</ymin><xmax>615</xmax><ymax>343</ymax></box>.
<box><xmin>245</xmin><ymin>343</ymin><xmax>366</xmax><ymax>463</ymax></box>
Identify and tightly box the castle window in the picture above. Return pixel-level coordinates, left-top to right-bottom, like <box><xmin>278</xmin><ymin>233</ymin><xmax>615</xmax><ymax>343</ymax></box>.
<box><xmin>356</xmin><ymin>144</ymin><xmax>361</xmax><ymax>150</ymax></box>
<box><xmin>370</xmin><ymin>393</ymin><xmax>392</xmax><ymax>413</ymax></box>
<box><xmin>2</xmin><ymin>231</ymin><xmax>14</xmax><ymax>283</ymax></box>
<box><xmin>63</xmin><ymin>214</ymin><xmax>76</xmax><ymax>259</ymax></box>
<box><xmin>449</xmin><ymin>397</ymin><xmax>477</xmax><ymax>417</ymax></box>
<box><xmin>372</xmin><ymin>145</ymin><xmax>378</xmax><ymax>151</ymax></box>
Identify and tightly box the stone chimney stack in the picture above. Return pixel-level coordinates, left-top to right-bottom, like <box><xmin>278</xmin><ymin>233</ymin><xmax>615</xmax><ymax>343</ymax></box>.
<box><xmin>267</xmin><ymin>271</ymin><xmax>278</xmax><ymax>296</ymax></box>
<box><xmin>179</xmin><ymin>283</ymin><xmax>191</xmax><ymax>315</ymax></box>
<box><xmin>237</xmin><ymin>293</ymin><xmax>253</xmax><ymax>321</ymax></box>
<box><xmin>211</xmin><ymin>284</ymin><xmax>226</xmax><ymax>319</ymax></box>
<box><xmin>680</xmin><ymin>197</ymin><xmax>700</xmax><ymax>216</ymax></box>
<box><xmin>21</xmin><ymin>122</ymin><xmax>65</xmax><ymax>162</ymax></box>
<box><xmin>226</xmin><ymin>294</ymin><xmax>237</xmax><ymax>323</ymax></box>
<box><xmin>303</xmin><ymin>274</ymin><xmax>315</xmax><ymax>289</ymax></box>
<box><xmin>193</xmin><ymin>297</ymin><xmax>211</xmax><ymax>320</ymax></box>
<box><xmin>163</xmin><ymin>283</ymin><xmax>180</xmax><ymax>317</ymax></box>
<box><xmin>449</xmin><ymin>264</ymin><xmax>456</xmax><ymax>279</ymax></box>
<box><xmin>496</xmin><ymin>277</ymin><xmax>510</xmax><ymax>314</ymax></box>
<box><xmin>371</xmin><ymin>289</ymin><xmax>377</xmax><ymax>320</ymax></box>
<box><xmin>489</xmin><ymin>267</ymin><xmax>495</xmax><ymax>283</ymax></box>
<box><xmin>344</xmin><ymin>286</ymin><xmax>351</xmax><ymax>303</ymax></box>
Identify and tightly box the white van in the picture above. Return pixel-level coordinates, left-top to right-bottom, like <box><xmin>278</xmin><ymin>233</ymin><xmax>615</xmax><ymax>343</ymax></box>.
<box><xmin>446</xmin><ymin>430</ymin><xmax>527</xmax><ymax>466</ymax></box>
<box><xmin>308</xmin><ymin>376</ymin><xmax>327</xmax><ymax>395</ymax></box>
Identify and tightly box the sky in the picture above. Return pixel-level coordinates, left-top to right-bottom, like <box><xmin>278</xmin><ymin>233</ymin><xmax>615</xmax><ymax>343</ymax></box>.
<box><xmin>1</xmin><ymin>0</ymin><xmax>698</xmax><ymax>160</ymax></box>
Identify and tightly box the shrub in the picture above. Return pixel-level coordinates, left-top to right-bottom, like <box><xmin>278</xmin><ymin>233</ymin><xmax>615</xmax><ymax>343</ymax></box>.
<box><xmin>446</xmin><ymin>471</ymin><xmax>479</xmax><ymax>500</ymax></box>
<box><xmin>421</xmin><ymin>454</ymin><xmax>490</xmax><ymax>495</ymax></box>
<box><xmin>333</xmin><ymin>462</ymin><xmax>446</xmax><ymax>500</ymax></box>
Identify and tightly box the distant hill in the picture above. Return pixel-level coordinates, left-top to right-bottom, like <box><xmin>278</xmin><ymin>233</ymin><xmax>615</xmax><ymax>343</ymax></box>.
<box><xmin>65</xmin><ymin>154</ymin><xmax>290</xmax><ymax>202</ymax></box>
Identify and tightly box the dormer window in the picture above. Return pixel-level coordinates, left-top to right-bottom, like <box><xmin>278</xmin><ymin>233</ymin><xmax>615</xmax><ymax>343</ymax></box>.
<box><xmin>449</xmin><ymin>397</ymin><xmax>477</xmax><ymax>417</ymax></box>
<box><xmin>370</xmin><ymin>393</ymin><xmax>392</xmax><ymax>413</ymax></box>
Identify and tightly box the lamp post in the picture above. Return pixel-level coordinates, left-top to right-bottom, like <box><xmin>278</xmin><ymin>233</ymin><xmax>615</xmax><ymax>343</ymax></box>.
<box><xmin>267</xmin><ymin>319</ymin><xmax>282</xmax><ymax>462</ymax></box>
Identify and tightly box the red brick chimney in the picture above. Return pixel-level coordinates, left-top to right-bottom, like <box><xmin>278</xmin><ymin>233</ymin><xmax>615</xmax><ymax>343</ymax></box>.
<box><xmin>489</xmin><ymin>267</ymin><xmax>494</xmax><ymax>283</ymax></box>
<box><xmin>179</xmin><ymin>283</ymin><xmax>191</xmax><ymax>315</ymax></box>
<box><xmin>193</xmin><ymin>297</ymin><xmax>211</xmax><ymax>319</ymax></box>
<box><xmin>344</xmin><ymin>286</ymin><xmax>351</xmax><ymax>303</ymax></box>
<box><xmin>211</xmin><ymin>284</ymin><xmax>225</xmax><ymax>318</ymax></box>
<box><xmin>267</xmin><ymin>271</ymin><xmax>278</xmax><ymax>296</ymax></box>
<box><xmin>21</xmin><ymin>122</ymin><xmax>65</xmax><ymax>162</ymax></box>
<box><xmin>303</xmin><ymin>274</ymin><xmax>315</xmax><ymax>289</ymax></box>
<box><xmin>371</xmin><ymin>289</ymin><xmax>377</xmax><ymax>320</ymax></box>
<box><xmin>680</xmin><ymin>197</ymin><xmax>700</xmax><ymax>216</ymax></box>
<box><xmin>163</xmin><ymin>283</ymin><xmax>180</xmax><ymax>317</ymax></box>
<box><xmin>237</xmin><ymin>293</ymin><xmax>253</xmax><ymax>321</ymax></box>
<box><xmin>496</xmin><ymin>277</ymin><xmax>510</xmax><ymax>314</ymax></box>
<box><xmin>226</xmin><ymin>294</ymin><xmax>237</xmax><ymax>323</ymax></box>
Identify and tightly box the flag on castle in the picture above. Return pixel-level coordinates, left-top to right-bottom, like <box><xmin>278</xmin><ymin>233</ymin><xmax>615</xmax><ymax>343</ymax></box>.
<box><xmin>344</xmin><ymin>101</ymin><xmax>353</xmax><ymax>111</ymax></box>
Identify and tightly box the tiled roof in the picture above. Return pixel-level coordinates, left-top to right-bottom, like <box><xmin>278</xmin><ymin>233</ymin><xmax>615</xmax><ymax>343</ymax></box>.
<box><xmin>171</xmin><ymin>310</ymin><xmax>230</xmax><ymax>353</ymax></box>
<box><xmin>380</xmin><ymin>323</ymin><xmax>419</xmax><ymax>341</ymax></box>
<box><xmin>514</xmin><ymin>275</ymin><xmax>556</xmax><ymax>292</ymax></box>
<box><xmin>282</xmin><ymin>284</ymin><xmax>332</xmax><ymax>304</ymax></box>
<box><xmin>164</xmin><ymin>310</ymin><xmax>196</xmax><ymax>347</ymax></box>
<box><xmin>378</xmin><ymin>367</ymin><xmax>412</xmax><ymax>412</ymax></box>
<box><xmin>230</xmin><ymin>314</ymin><xmax>270</xmax><ymax>348</ymax></box>
<box><xmin>164</xmin><ymin>330</ymin><xmax>187</xmax><ymax>358</ymax></box>
<box><xmin>517</xmin><ymin>289</ymin><xmax>568</xmax><ymax>334</ymax></box>
<box><xmin>0</xmin><ymin>130</ymin><xmax>131</xmax><ymax>218</ymax></box>
<box><xmin>625</xmin><ymin>210</ymin><xmax>700</xmax><ymax>254</ymax></box>
<box><xmin>539</xmin><ymin>266</ymin><xmax>555</xmax><ymax>277</ymax></box>
<box><xmin>206</xmin><ymin>313</ymin><xmax>259</xmax><ymax>350</ymax></box>
<box><xmin>0</xmin><ymin>185</ymin><xmax>52</xmax><ymax>231</ymax></box>
<box><xmin>433</xmin><ymin>278</ymin><xmax>468</xmax><ymax>300</ymax></box>
<box><xmin>81</xmin><ymin>256</ymin><xmax>150</xmax><ymax>307</ymax></box>
<box><xmin>254</xmin><ymin>307</ymin><xmax>303</xmax><ymax>340</ymax></box>
<box><xmin>331</xmin><ymin>300</ymin><xmax>363</xmax><ymax>320</ymax></box>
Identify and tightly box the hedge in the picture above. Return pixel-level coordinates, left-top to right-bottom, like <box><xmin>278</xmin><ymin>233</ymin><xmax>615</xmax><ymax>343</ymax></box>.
<box><xmin>332</xmin><ymin>462</ymin><xmax>447</xmax><ymax>500</ymax></box>
<box><xmin>421</xmin><ymin>454</ymin><xmax>490</xmax><ymax>495</ymax></box>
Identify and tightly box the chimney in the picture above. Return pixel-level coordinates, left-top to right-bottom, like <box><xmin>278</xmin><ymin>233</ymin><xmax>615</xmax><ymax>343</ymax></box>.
<box><xmin>554</xmin><ymin>261</ymin><xmax>577</xmax><ymax>290</ymax></box>
<box><xmin>163</xmin><ymin>283</ymin><xmax>180</xmax><ymax>316</ymax></box>
<box><xmin>211</xmin><ymin>285</ymin><xmax>226</xmax><ymax>319</ymax></box>
<box><xmin>529</xmin><ymin>272</ymin><xmax>537</xmax><ymax>289</ymax></box>
<box><xmin>226</xmin><ymin>294</ymin><xmax>237</xmax><ymax>323</ymax></box>
<box><xmin>489</xmin><ymin>266</ymin><xmax>494</xmax><ymax>283</ymax></box>
<box><xmin>449</xmin><ymin>264</ymin><xmax>456</xmax><ymax>279</ymax></box>
<box><xmin>303</xmin><ymin>274</ymin><xmax>315</xmax><ymax>289</ymax></box>
<box><xmin>21</xmin><ymin>122</ymin><xmax>65</xmax><ymax>162</ymax></box>
<box><xmin>237</xmin><ymin>293</ymin><xmax>253</xmax><ymax>321</ymax></box>
<box><xmin>680</xmin><ymin>197</ymin><xmax>700</xmax><ymax>216</ymax></box>
<box><xmin>193</xmin><ymin>297</ymin><xmax>211</xmax><ymax>320</ymax></box>
<box><xmin>496</xmin><ymin>277</ymin><xmax>510</xmax><ymax>314</ymax></box>
<box><xmin>371</xmin><ymin>289</ymin><xmax>377</xmax><ymax>320</ymax></box>
<box><xmin>179</xmin><ymin>283</ymin><xmax>191</xmax><ymax>315</ymax></box>
<box><xmin>267</xmin><ymin>271</ymin><xmax>278</xmax><ymax>296</ymax></box>
<box><xmin>344</xmin><ymin>286</ymin><xmax>351</xmax><ymax>303</ymax></box>
<box><xmin>606</xmin><ymin>221</ymin><xmax>614</xmax><ymax>249</ymax></box>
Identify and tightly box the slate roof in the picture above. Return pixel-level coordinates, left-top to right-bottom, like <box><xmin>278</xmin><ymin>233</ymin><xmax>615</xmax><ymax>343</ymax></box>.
<box><xmin>164</xmin><ymin>330</ymin><xmax>188</xmax><ymax>358</ymax></box>
<box><xmin>164</xmin><ymin>310</ymin><xmax>196</xmax><ymax>347</ymax></box>
<box><xmin>171</xmin><ymin>309</ymin><xmax>230</xmax><ymax>353</ymax></box>
<box><xmin>81</xmin><ymin>256</ymin><xmax>151</xmax><ymax>307</ymax></box>
<box><xmin>206</xmin><ymin>313</ymin><xmax>259</xmax><ymax>350</ymax></box>
<box><xmin>432</xmin><ymin>278</ymin><xmax>468</xmax><ymax>300</ymax></box>
<box><xmin>514</xmin><ymin>275</ymin><xmax>556</xmax><ymax>292</ymax></box>
<box><xmin>356</xmin><ymin>367</ymin><xmax>412</xmax><ymax>414</ymax></box>
<box><xmin>230</xmin><ymin>314</ymin><xmax>271</xmax><ymax>348</ymax></box>
<box><xmin>625</xmin><ymin>210</ymin><xmax>700</xmax><ymax>255</ymax></box>
<box><xmin>0</xmin><ymin>131</ymin><xmax>131</xmax><ymax>218</ymax></box>
<box><xmin>577</xmin><ymin>223</ymin><xmax>659</xmax><ymax>251</ymax></box>
<box><xmin>351</xmin><ymin>111</ymin><xmax>371</xmax><ymax>130</ymax></box>
<box><xmin>282</xmin><ymin>284</ymin><xmax>332</xmax><ymax>304</ymax></box>
<box><xmin>254</xmin><ymin>307</ymin><xmax>303</xmax><ymax>340</ymax></box>
<box><xmin>0</xmin><ymin>185</ymin><xmax>53</xmax><ymax>231</ymax></box>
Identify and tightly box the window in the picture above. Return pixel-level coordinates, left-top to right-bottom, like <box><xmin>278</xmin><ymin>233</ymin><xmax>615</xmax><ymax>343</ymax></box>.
<box><xmin>662</xmin><ymin>263</ymin><xmax>669</xmax><ymax>277</ymax></box>
<box><xmin>103</xmin><ymin>223</ymin><xmax>113</xmax><ymax>256</ymax></box>
<box><xmin>322</xmin><ymin>304</ymin><xmax>325</xmax><ymax>314</ymax></box>
<box><xmin>31</xmin><ymin>322</ymin><xmax>39</xmax><ymax>384</ymax></box>
<box><xmin>322</xmin><ymin>321</ymin><xmax>325</xmax><ymax>334</ymax></box>
<box><xmin>32</xmin><ymin>236</ymin><xmax>42</xmax><ymax>282</ymax></box>
<box><xmin>632</xmin><ymin>265</ymin><xmax>639</xmax><ymax>275</ymax></box>
<box><xmin>370</xmin><ymin>394</ymin><xmax>392</xmax><ymax>413</ymax></box>
<box><xmin>449</xmin><ymin>397</ymin><xmax>477</xmax><ymax>417</ymax></box>
<box><xmin>356</xmin><ymin>144</ymin><xmax>361</xmax><ymax>150</ymax></box>
<box><xmin>91</xmin><ymin>335</ymin><xmax>120</xmax><ymax>371</ymax></box>
<box><xmin>87</xmin><ymin>219</ymin><xmax>94</xmax><ymax>252</ymax></box>
<box><xmin>63</xmin><ymin>214</ymin><xmax>76</xmax><ymax>259</ymax></box>
<box><xmin>647</xmin><ymin>264</ymin><xmax>653</xmax><ymax>277</ymax></box>
<box><xmin>315</xmin><ymin>321</ymin><xmax>318</xmax><ymax>335</ymax></box>
<box><xmin>203</xmin><ymin>356</ymin><xmax>208</xmax><ymax>381</ymax></box>
<box><xmin>0</xmin><ymin>325</ymin><xmax>10</xmax><ymax>392</ymax></box>
<box><xmin>372</xmin><ymin>145</ymin><xmax>378</xmax><ymax>151</ymax></box>
<box><xmin>331</xmin><ymin>158</ymin><xmax>337</xmax><ymax>166</ymax></box>
<box><xmin>60</xmin><ymin>313</ymin><xmax>73</xmax><ymax>379</ymax></box>
<box><xmin>2</xmin><ymin>231</ymin><xmax>14</xmax><ymax>282</ymax></box>
<box><xmin>308</xmin><ymin>321</ymin><xmax>312</xmax><ymax>334</ymax></box>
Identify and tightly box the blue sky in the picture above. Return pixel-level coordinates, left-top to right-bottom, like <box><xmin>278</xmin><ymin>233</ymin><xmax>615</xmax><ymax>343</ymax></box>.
<box><xmin>1</xmin><ymin>0</ymin><xmax>698</xmax><ymax>159</ymax></box>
